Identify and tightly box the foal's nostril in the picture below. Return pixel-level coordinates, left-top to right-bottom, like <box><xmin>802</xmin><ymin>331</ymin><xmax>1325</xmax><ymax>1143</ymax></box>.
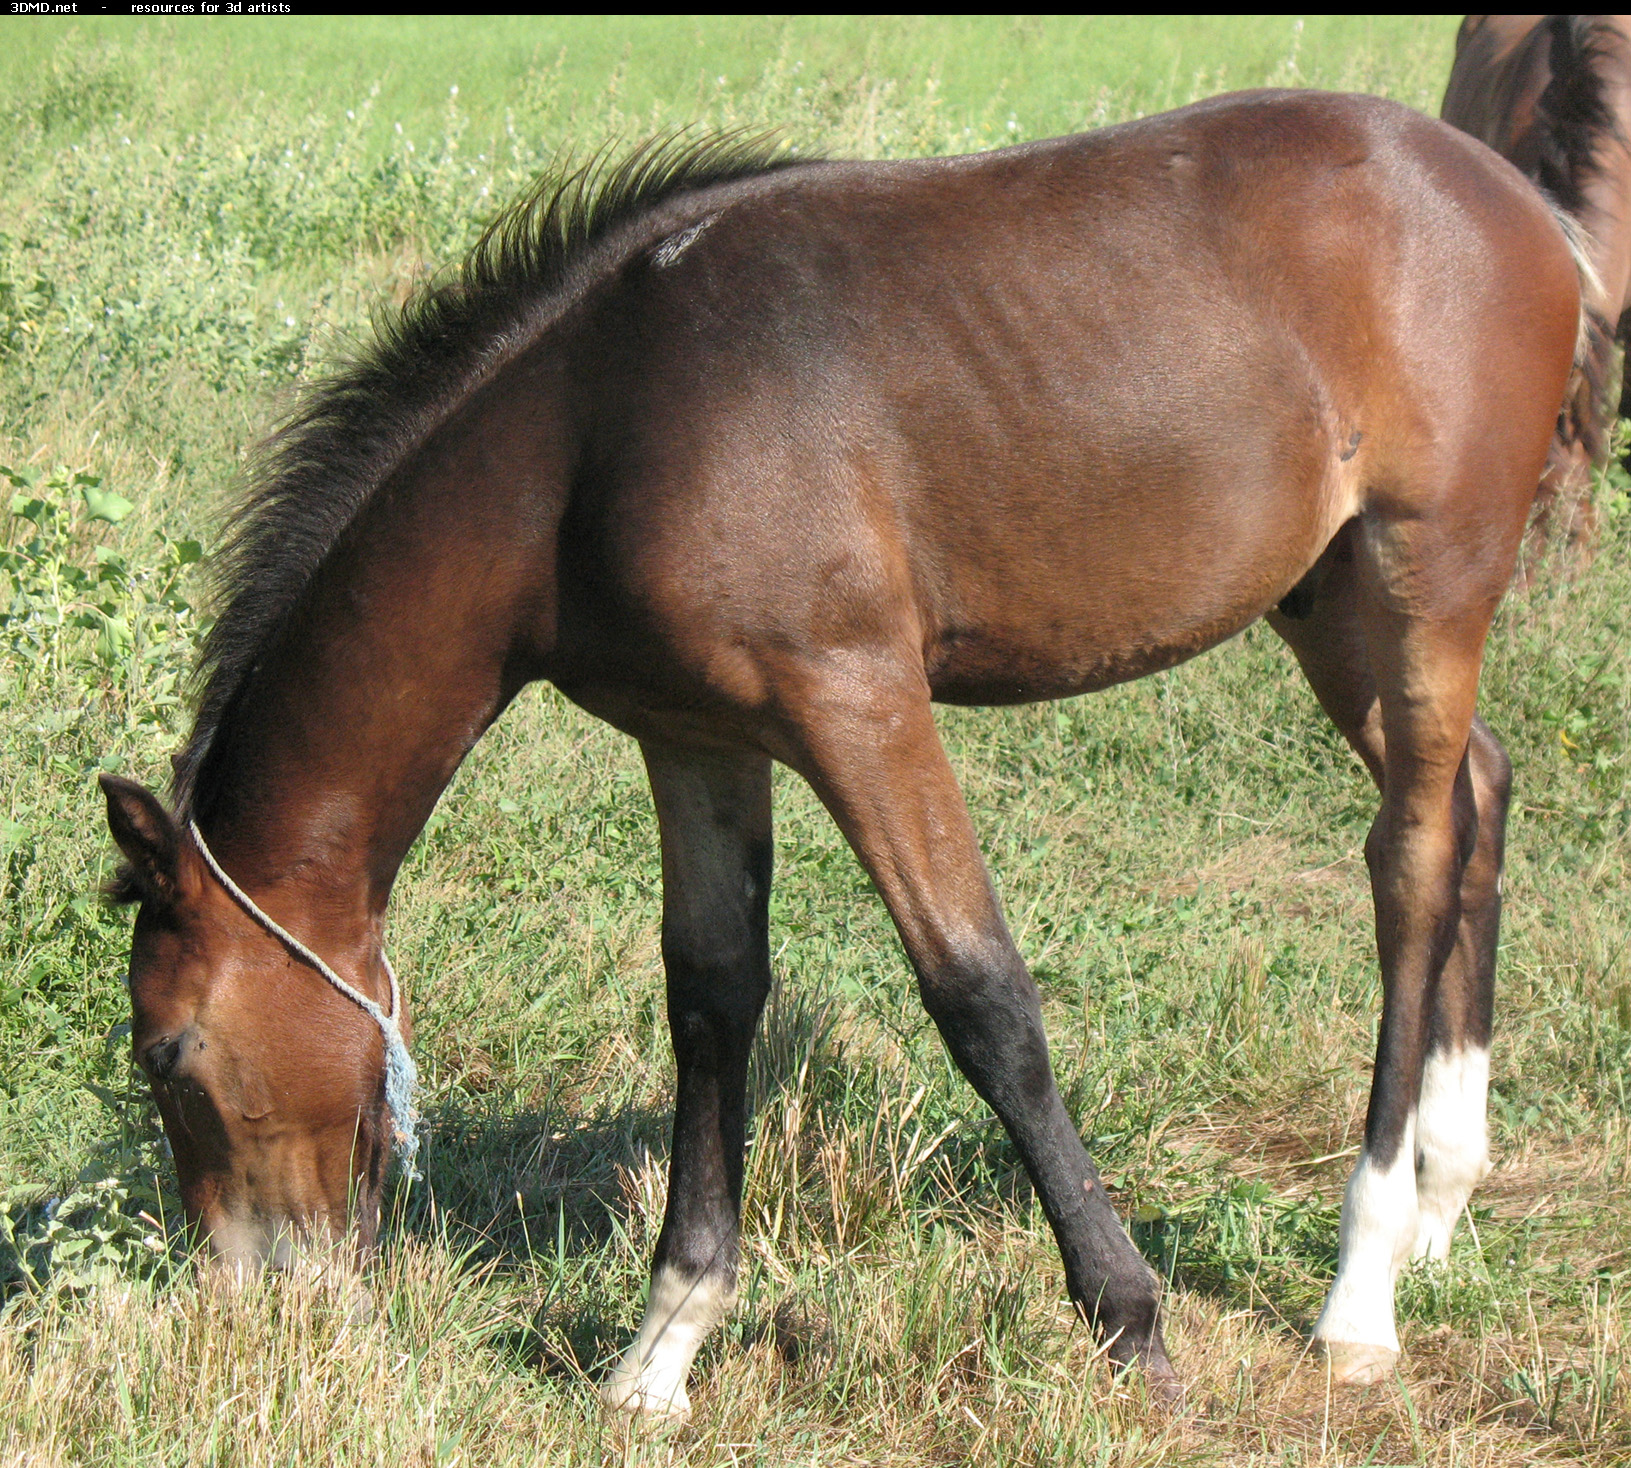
<box><xmin>143</xmin><ymin>1034</ymin><xmax>184</xmax><ymax>1081</ymax></box>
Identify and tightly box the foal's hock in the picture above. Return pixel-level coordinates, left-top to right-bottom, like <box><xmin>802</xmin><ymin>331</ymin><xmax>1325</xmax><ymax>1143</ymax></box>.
<box><xmin>102</xmin><ymin>89</ymin><xmax>1582</xmax><ymax>1415</ymax></box>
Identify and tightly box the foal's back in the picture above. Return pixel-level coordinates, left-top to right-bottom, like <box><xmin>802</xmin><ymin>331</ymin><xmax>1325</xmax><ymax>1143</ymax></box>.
<box><xmin>547</xmin><ymin>90</ymin><xmax>1577</xmax><ymax>717</ymax></box>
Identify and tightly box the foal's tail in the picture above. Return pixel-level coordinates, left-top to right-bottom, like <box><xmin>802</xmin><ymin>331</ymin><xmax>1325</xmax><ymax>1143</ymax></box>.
<box><xmin>1549</xmin><ymin>204</ymin><xmax>1615</xmax><ymax>467</ymax></box>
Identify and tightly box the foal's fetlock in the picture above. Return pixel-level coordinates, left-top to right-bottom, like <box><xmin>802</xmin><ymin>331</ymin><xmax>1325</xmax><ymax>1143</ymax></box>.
<box><xmin>601</xmin><ymin>1264</ymin><xmax>736</xmax><ymax>1419</ymax></box>
<box><xmin>1088</xmin><ymin>1281</ymin><xmax>1172</xmax><ymax>1372</ymax></box>
<box><xmin>1098</xmin><ymin>1314</ymin><xmax>1185</xmax><ymax>1406</ymax></box>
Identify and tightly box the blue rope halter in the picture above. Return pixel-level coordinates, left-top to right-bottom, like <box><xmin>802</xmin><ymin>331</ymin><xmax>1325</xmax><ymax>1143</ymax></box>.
<box><xmin>187</xmin><ymin>820</ymin><xmax>420</xmax><ymax>1178</ymax></box>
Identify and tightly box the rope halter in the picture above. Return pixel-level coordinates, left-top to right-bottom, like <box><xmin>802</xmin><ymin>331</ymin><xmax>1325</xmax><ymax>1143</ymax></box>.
<box><xmin>187</xmin><ymin>820</ymin><xmax>420</xmax><ymax>1178</ymax></box>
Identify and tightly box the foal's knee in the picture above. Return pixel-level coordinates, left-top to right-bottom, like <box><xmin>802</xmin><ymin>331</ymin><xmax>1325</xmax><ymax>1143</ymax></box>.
<box><xmin>662</xmin><ymin>906</ymin><xmax>773</xmax><ymax>1059</ymax></box>
<box><xmin>662</xmin><ymin>972</ymin><xmax>763</xmax><ymax>1076</ymax></box>
<box><xmin>915</xmin><ymin>927</ymin><xmax>1041</xmax><ymax>1023</ymax></box>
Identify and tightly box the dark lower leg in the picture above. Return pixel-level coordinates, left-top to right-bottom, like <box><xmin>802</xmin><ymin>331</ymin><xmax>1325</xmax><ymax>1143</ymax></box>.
<box><xmin>653</xmin><ymin>964</ymin><xmax>766</xmax><ymax>1283</ymax></box>
<box><xmin>602</xmin><ymin>745</ymin><xmax>772</xmax><ymax>1415</ymax></box>
<box><xmin>919</xmin><ymin>938</ymin><xmax>1172</xmax><ymax>1371</ymax></box>
<box><xmin>790</xmin><ymin>684</ymin><xmax>1171</xmax><ymax>1377</ymax></box>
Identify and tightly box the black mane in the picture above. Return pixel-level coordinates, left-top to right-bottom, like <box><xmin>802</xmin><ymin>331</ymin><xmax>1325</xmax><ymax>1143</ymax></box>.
<box><xmin>173</xmin><ymin>133</ymin><xmax>804</xmax><ymax>818</ymax></box>
<box><xmin>1532</xmin><ymin>16</ymin><xmax>1626</xmax><ymax>466</ymax></box>
<box><xmin>1532</xmin><ymin>15</ymin><xmax>1626</xmax><ymax>219</ymax></box>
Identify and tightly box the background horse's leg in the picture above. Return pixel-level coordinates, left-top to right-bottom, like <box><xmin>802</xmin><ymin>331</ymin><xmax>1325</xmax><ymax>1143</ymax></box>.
<box><xmin>1274</xmin><ymin>517</ymin><xmax>1500</xmax><ymax>1385</ymax></box>
<box><xmin>601</xmin><ymin>743</ymin><xmax>773</xmax><ymax>1418</ymax></box>
<box><xmin>784</xmin><ymin>666</ymin><xmax>1176</xmax><ymax>1383</ymax></box>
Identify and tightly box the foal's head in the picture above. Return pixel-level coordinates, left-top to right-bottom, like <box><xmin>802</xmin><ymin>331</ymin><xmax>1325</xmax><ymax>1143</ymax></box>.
<box><xmin>100</xmin><ymin>775</ymin><xmax>398</xmax><ymax>1270</ymax></box>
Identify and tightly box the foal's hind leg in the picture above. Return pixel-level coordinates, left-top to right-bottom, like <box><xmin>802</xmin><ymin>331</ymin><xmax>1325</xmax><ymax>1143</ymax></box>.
<box><xmin>601</xmin><ymin>744</ymin><xmax>772</xmax><ymax>1417</ymax></box>
<box><xmin>1271</xmin><ymin>523</ymin><xmax>1510</xmax><ymax>1384</ymax></box>
<box><xmin>782</xmin><ymin>666</ymin><xmax>1177</xmax><ymax>1383</ymax></box>
<box><xmin>1411</xmin><ymin>714</ymin><xmax>1507</xmax><ymax>1260</ymax></box>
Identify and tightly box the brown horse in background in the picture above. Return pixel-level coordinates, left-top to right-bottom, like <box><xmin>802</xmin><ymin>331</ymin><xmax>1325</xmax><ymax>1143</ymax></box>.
<box><xmin>1443</xmin><ymin>14</ymin><xmax>1631</xmax><ymax>555</ymax></box>
<box><xmin>99</xmin><ymin>91</ymin><xmax>1583</xmax><ymax>1414</ymax></box>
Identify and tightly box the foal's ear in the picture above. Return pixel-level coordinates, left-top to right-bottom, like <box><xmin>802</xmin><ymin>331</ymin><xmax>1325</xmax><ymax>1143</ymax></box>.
<box><xmin>100</xmin><ymin>774</ymin><xmax>188</xmax><ymax>907</ymax></box>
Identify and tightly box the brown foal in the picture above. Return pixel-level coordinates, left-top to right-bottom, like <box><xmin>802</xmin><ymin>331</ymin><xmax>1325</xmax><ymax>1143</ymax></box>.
<box><xmin>101</xmin><ymin>90</ymin><xmax>1582</xmax><ymax>1412</ymax></box>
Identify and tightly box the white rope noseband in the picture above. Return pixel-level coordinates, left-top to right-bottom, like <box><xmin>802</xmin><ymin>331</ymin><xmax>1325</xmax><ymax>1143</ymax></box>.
<box><xmin>187</xmin><ymin>820</ymin><xmax>420</xmax><ymax>1177</ymax></box>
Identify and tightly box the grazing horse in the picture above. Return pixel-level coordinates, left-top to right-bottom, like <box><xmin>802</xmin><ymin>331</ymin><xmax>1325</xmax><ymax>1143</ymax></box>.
<box><xmin>100</xmin><ymin>90</ymin><xmax>1583</xmax><ymax>1413</ymax></box>
<box><xmin>1442</xmin><ymin>13</ymin><xmax>1631</xmax><ymax>553</ymax></box>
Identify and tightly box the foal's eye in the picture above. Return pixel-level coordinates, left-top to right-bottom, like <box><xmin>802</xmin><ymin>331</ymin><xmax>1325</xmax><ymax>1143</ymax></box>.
<box><xmin>143</xmin><ymin>1036</ymin><xmax>184</xmax><ymax>1081</ymax></box>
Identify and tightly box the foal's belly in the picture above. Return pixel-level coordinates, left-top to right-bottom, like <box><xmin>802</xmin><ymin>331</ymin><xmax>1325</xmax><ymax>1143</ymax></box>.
<box><xmin>913</xmin><ymin>467</ymin><xmax>1343</xmax><ymax>706</ymax></box>
<box><xmin>923</xmin><ymin>605</ymin><xmax>1262</xmax><ymax>706</ymax></box>
<box><xmin>920</xmin><ymin>569</ymin><xmax>1282</xmax><ymax>707</ymax></box>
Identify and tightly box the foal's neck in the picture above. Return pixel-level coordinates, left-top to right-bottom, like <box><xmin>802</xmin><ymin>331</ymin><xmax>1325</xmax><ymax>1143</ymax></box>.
<box><xmin>194</xmin><ymin>394</ymin><xmax>563</xmax><ymax>935</ymax></box>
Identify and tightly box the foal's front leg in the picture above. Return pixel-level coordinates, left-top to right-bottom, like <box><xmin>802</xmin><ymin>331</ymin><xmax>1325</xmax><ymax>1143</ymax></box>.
<box><xmin>786</xmin><ymin>667</ymin><xmax>1176</xmax><ymax>1383</ymax></box>
<box><xmin>601</xmin><ymin>744</ymin><xmax>773</xmax><ymax>1418</ymax></box>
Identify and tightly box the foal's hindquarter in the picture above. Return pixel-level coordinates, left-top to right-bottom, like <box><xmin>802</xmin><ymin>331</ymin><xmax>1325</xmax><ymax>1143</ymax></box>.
<box><xmin>563</xmin><ymin>102</ymin><xmax>1581</xmax><ymax>1407</ymax></box>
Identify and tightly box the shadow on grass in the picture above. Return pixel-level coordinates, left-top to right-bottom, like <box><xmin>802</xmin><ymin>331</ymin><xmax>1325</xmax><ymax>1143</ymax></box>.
<box><xmin>400</xmin><ymin>1097</ymin><xmax>666</xmax><ymax>1252</ymax></box>
<box><xmin>382</xmin><ymin>975</ymin><xmax>1347</xmax><ymax>1379</ymax></box>
<box><xmin>384</xmin><ymin>1093</ymin><xmax>672</xmax><ymax>1381</ymax></box>
<box><xmin>1131</xmin><ymin>1179</ymin><xmax>1339</xmax><ymax>1341</ymax></box>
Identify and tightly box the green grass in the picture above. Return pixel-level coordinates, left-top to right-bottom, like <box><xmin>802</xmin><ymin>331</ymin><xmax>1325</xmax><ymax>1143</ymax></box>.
<box><xmin>2</xmin><ymin>14</ymin><xmax>1628</xmax><ymax>1466</ymax></box>
<box><xmin>0</xmin><ymin>16</ymin><xmax>1458</xmax><ymax>157</ymax></box>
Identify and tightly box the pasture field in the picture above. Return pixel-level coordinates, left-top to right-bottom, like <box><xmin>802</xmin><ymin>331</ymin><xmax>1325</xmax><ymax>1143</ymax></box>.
<box><xmin>1</xmin><ymin>14</ymin><xmax>1627</xmax><ymax>1466</ymax></box>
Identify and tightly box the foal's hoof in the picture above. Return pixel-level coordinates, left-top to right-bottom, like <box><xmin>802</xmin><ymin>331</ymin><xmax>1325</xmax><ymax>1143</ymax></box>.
<box><xmin>1111</xmin><ymin>1340</ymin><xmax>1188</xmax><ymax>1411</ymax></box>
<box><xmin>1144</xmin><ymin>1365</ymin><xmax>1189</xmax><ymax>1412</ymax></box>
<box><xmin>599</xmin><ymin>1374</ymin><xmax>692</xmax><ymax>1422</ymax></box>
<box><xmin>1320</xmin><ymin>1340</ymin><xmax>1398</xmax><ymax>1386</ymax></box>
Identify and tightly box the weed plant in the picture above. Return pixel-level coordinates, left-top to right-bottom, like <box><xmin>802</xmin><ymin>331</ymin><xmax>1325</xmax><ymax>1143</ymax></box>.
<box><xmin>0</xmin><ymin>17</ymin><xmax>1626</xmax><ymax>1466</ymax></box>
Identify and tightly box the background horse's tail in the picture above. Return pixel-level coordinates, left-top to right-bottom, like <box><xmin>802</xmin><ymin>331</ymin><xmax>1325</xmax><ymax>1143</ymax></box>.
<box><xmin>1447</xmin><ymin>15</ymin><xmax>1624</xmax><ymax>472</ymax></box>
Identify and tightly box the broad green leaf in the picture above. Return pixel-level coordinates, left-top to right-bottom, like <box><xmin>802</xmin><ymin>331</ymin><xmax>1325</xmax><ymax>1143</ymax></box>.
<box><xmin>94</xmin><ymin>613</ymin><xmax>132</xmax><ymax>663</ymax></box>
<box><xmin>82</xmin><ymin>484</ymin><xmax>134</xmax><ymax>524</ymax></box>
